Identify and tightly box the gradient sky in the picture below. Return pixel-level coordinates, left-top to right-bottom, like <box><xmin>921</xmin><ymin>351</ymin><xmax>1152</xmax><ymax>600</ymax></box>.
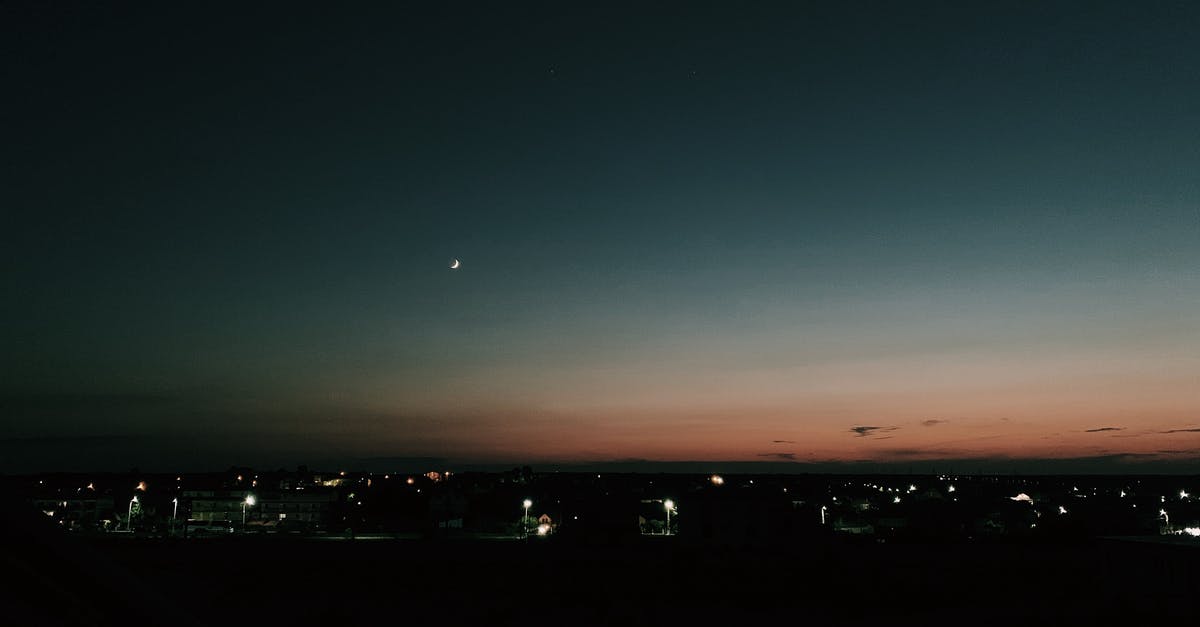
<box><xmin>4</xmin><ymin>2</ymin><xmax>1199</xmax><ymax>472</ymax></box>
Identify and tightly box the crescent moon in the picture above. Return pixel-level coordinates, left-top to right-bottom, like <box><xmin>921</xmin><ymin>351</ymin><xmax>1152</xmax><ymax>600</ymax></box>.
<box><xmin>449</xmin><ymin>259</ymin><xmax>461</xmax><ymax>269</ymax></box>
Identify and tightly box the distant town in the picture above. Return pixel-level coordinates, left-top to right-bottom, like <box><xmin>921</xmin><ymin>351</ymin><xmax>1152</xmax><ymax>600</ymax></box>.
<box><xmin>12</xmin><ymin>467</ymin><xmax>1200</xmax><ymax>544</ymax></box>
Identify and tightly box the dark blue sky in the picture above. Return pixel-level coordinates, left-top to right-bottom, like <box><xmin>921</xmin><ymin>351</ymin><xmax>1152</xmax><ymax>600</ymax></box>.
<box><xmin>4</xmin><ymin>2</ymin><xmax>1199</xmax><ymax>472</ymax></box>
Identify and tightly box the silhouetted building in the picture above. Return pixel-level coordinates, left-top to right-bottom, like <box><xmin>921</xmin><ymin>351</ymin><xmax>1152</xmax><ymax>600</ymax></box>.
<box><xmin>679</xmin><ymin>486</ymin><xmax>822</xmax><ymax>547</ymax></box>
<box><xmin>556</xmin><ymin>495</ymin><xmax>640</xmax><ymax>544</ymax></box>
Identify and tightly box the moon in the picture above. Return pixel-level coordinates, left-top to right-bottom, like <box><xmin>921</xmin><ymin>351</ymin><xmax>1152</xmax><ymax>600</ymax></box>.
<box><xmin>449</xmin><ymin>258</ymin><xmax>461</xmax><ymax>269</ymax></box>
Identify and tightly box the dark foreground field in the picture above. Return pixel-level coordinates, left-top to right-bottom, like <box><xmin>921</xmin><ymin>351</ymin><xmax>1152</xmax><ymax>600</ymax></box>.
<box><xmin>5</xmin><ymin>522</ymin><xmax>1199</xmax><ymax>627</ymax></box>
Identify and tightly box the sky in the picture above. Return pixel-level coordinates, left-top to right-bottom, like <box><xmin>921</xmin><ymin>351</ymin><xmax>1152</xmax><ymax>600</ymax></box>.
<box><xmin>3</xmin><ymin>1</ymin><xmax>1199</xmax><ymax>473</ymax></box>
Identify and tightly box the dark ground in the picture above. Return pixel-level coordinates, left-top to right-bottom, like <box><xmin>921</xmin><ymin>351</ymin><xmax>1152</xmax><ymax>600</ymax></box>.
<box><xmin>5</xmin><ymin>511</ymin><xmax>1199</xmax><ymax>627</ymax></box>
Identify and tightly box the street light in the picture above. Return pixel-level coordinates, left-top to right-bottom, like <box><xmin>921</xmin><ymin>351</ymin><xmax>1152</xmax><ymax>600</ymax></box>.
<box><xmin>172</xmin><ymin>498</ymin><xmax>178</xmax><ymax>520</ymax></box>
<box><xmin>664</xmin><ymin>499</ymin><xmax>675</xmax><ymax>535</ymax></box>
<box><xmin>243</xmin><ymin>495</ymin><xmax>256</xmax><ymax>528</ymax></box>
<box><xmin>820</xmin><ymin>505</ymin><xmax>828</xmax><ymax>525</ymax></box>
<box><xmin>522</xmin><ymin>499</ymin><xmax>532</xmax><ymax>538</ymax></box>
<box><xmin>127</xmin><ymin>496</ymin><xmax>138</xmax><ymax>531</ymax></box>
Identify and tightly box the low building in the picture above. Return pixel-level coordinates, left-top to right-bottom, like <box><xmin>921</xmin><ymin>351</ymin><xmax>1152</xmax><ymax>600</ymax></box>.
<box><xmin>679</xmin><ymin>486</ymin><xmax>823</xmax><ymax>547</ymax></box>
<box><xmin>184</xmin><ymin>490</ymin><xmax>249</xmax><ymax>524</ymax></box>
<box><xmin>258</xmin><ymin>490</ymin><xmax>338</xmax><ymax>530</ymax></box>
<box><xmin>31</xmin><ymin>495</ymin><xmax>115</xmax><ymax>530</ymax></box>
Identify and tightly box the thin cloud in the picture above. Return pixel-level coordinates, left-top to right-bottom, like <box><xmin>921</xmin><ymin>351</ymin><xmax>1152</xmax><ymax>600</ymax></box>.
<box><xmin>1162</xmin><ymin>428</ymin><xmax>1200</xmax><ymax>434</ymax></box>
<box><xmin>1084</xmin><ymin>427</ymin><xmax>1125</xmax><ymax>433</ymax></box>
<box><xmin>878</xmin><ymin>447</ymin><xmax>967</xmax><ymax>459</ymax></box>
<box><xmin>850</xmin><ymin>426</ymin><xmax>899</xmax><ymax>438</ymax></box>
<box><xmin>771</xmin><ymin>439</ymin><xmax>796</xmax><ymax>444</ymax></box>
<box><xmin>757</xmin><ymin>452</ymin><xmax>797</xmax><ymax>461</ymax></box>
<box><xmin>921</xmin><ymin>419</ymin><xmax>948</xmax><ymax>427</ymax></box>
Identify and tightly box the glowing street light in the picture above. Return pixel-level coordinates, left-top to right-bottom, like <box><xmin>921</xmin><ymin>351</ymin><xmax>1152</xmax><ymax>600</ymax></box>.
<box><xmin>664</xmin><ymin>499</ymin><xmax>676</xmax><ymax>535</ymax></box>
<box><xmin>820</xmin><ymin>505</ymin><xmax>827</xmax><ymax>525</ymax></box>
<box><xmin>242</xmin><ymin>495</ymin><xmax>256</xmax><ymax>528</ymax></box>
<box><xmin>522</xmin><ymin>499</ymin><xmax>532</xmax><ymax>538</ymax></box>
<box><xmin>126</xmin><ymin>496</ymin><xmax>138</xmax><ymax>531</ymax></box>
<box><xmin>172</xmin><ymin>498</ymin><xmax>178</xmax><ymax>520</ymax></box>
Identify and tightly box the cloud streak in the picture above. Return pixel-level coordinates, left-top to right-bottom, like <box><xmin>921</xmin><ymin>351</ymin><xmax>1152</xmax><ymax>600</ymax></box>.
<box><xmin>850</xmin><ymin>425</ymin><xmax>900</xmax><ymax>438</ymax></box>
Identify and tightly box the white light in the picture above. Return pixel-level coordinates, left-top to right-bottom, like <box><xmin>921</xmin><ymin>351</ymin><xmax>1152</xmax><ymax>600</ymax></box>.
<box><xmin>947</xmin><ymin>485</ymin><xmax>956</xmax><ymax>493</ymax></box>
<box><xmin>664</xmin><ymin>499</ymin><xmax>675</xmax><ymax>511</ymax></box>
<box><xmin>1010</xmin><ymin>493</ymin><xmax>1033</xmax><ymax>503</ymax></box>
<box><xmin>245</xmin><ymin>495</ymin><xmax>256</xmax><ymax>506</ymax></box>
<box><xmin>893</xmin><ymin>496</ymin><xmax>901</xmax><ymax>504</ymax></box>
<box><xmin>1058</xmin><ymin>506</ymin><xmax>1067</xmax><ymax>515</ymax></box>
<box><xmin>710</xmin><ymin>474</ymin><xmax>724</xmax><ymax>486</ymax></box>
<box><xmin>523</xmin><ymin>499</ymin><xmax>532</xmax><ymax>509</ymax></box>
<box><xmin>1181</xmin><ymin>490</ymin><xmax>1190</xmax><ymax>499</ymax></box>
<box><xmin>537</xmin><ymin>524</ymin><xmax>550</xmax><ymax>536</ymax></box>
<box><xmin>908</xmin><ymin>484</ymin><xmax>917</xmax><ymax>492</ymax></box>
<box><xmin>1181</xmin><ymin>527</ymin><xmax>1200</xmax><ymax>537</ymax></box>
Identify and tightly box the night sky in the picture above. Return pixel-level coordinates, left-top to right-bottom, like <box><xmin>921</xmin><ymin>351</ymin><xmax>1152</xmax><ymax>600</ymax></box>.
<box><xmin>4</xmin><ymin>2</ymin><xmax>1199</xmax><ymax>473</ymax></box>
